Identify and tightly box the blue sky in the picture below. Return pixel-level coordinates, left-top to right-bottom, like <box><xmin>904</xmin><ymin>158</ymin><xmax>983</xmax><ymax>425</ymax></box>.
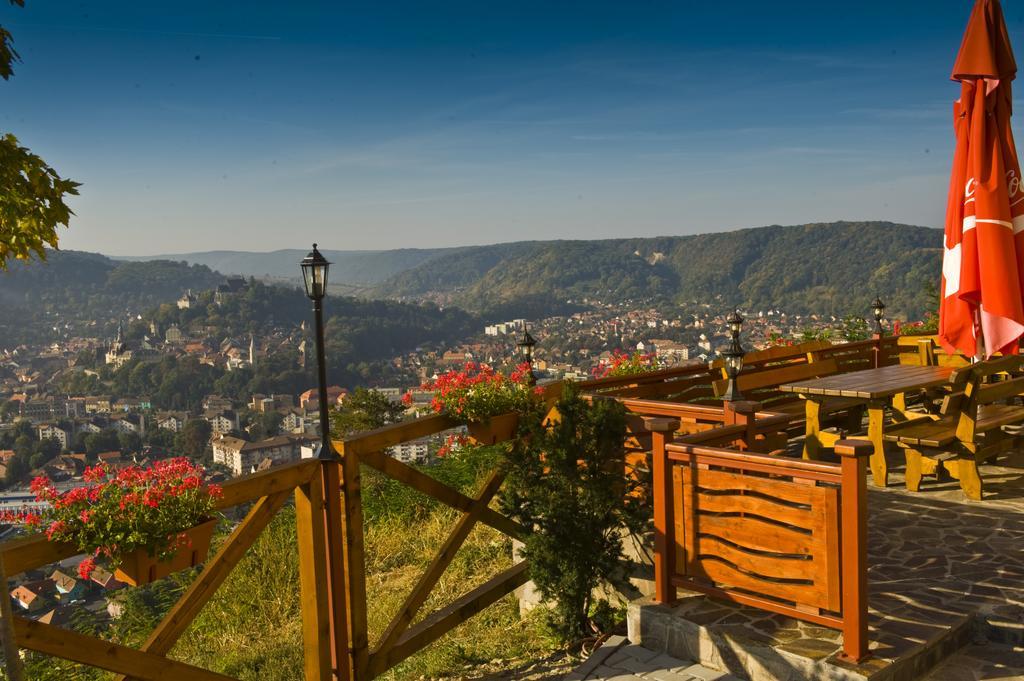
<box><xmin>2</xmin><ymin>1</ymin><xmax>1019</xmax><ymax>255</ymax></box>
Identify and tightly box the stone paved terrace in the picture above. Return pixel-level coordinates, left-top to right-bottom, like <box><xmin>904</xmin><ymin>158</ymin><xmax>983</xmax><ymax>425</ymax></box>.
<box><xmin>621</xmin><ymin>449</ymin><xmax>1024</xmax><ymax>681</ymax></box>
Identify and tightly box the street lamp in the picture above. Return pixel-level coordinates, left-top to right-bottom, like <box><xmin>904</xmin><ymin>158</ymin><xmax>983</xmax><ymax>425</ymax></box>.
<box><xmin>871</xmin><ymin>296</ymin><xmax>886</xmax><ymax>336</ymax></box>
<box><xmin>300</xmin><ymin>244</ymin><xmax>336</xmax><ymax>460</ymax></box>
<box><xmin>516</xmin><ymin>324</ymin><xmax>537</xmax><ymax>385</ymax></box>
<box><xmin>721</xmin><ymin>309</ymin><xmax>745</xmax><ymax>402</ymax></box>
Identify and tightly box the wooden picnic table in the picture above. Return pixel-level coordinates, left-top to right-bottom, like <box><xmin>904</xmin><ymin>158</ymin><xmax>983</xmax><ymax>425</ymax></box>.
<box><xmin>779</xmin><ymin>364</ymin><xmax>954</xmax><ymax>487</ymax></box>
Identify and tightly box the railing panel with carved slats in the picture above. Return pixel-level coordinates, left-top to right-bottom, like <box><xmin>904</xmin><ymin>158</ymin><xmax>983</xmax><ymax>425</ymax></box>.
<box><xmin>647</xmin><ymin>423</ymin><xmax>870</xmax><ymax>663</ymax></box>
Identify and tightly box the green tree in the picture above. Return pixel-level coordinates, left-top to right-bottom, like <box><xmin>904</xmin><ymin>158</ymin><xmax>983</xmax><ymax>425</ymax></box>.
<box><xmin>330</xmin><ymin>387</ymin><xmax>405</xmax><ymax>437</ymax></box>
<box><xmin>85</xmin><ymin>428</ymin><xmax>120</xmax><ymax>456</ymax></box>
<box><xmin>145</xmin><ymin>427</ymin><xmax>177</xmax><ymax>451</ymax></box>
<box><xmin>0</xmin><ymin>399</ymin><xmax>18</xmax><ymax>421</ymax></box>
<box><xmin>176</xmin><ymin>419</ymin><xmax>213</xmax><ymax>460</ymax></box>
<box><xmin>118</xmin><ymin>430</ymin><xmax>143</xmax><ymax>454</ymax></box>
<box><xmin>0</xmin><ymin>1</ymin><xmax>80</xmax><ymax>268</ymax></box>
<box><xmin>4</xmin><ymin>455</ymin><xmax>26</xmax><ymax>486</ymax></box>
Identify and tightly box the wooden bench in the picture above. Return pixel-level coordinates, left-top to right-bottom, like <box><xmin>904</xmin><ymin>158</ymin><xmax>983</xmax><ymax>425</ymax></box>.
<box><xmin>712</xmin><ymin>358</ymin><xmax>866</xmax><ymax>445</ymax></box>
<box><xmin>897</xmin><ymin>335</ymin><xmax>971</xmax><ymax>368</ymax></box>
<box><xmin>809</xmin><ymin>336</ymin><xmax>900</xmax><ymax>372</ymax></box>
<box><xmin>884</xmin><ymin>355</ymin><xmax>1024</xmax><ymax>500</ymax></box>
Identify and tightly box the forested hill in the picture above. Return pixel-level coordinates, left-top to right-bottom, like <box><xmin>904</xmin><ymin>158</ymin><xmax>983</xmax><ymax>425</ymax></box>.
<box><xmin>117</xmin><ymin>247</ymin><xmax>460</xmax><ymax>285</ymax></box>
<box><xmin>0</xmin><ymin>251</ymin><xmax>225</xmax><ymax>346</ymax></box>
<box><xmin>376</xmin><ymin>222</ymin><xmax>943</xmax><ymax>319</ymax></box>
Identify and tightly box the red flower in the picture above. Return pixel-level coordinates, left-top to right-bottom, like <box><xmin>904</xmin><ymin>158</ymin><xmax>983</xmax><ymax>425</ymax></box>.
<box><xmin>78</xmin><ymin>557</ymin><xmax>96</xmax><ymax>580</ymax></box>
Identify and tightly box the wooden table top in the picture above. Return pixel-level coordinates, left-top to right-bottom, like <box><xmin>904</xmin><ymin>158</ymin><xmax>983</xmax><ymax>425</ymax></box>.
<box><xmin>778</xmin><ymin>364</ymin><xmax>954</xmax><ymax>400</ymax></box>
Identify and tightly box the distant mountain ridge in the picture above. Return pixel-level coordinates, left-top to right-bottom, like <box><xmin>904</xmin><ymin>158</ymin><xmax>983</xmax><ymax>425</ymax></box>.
<box><xmin>111</xmin><ymin>221</ymin><xmax>943</xmax><ymax>319</ymax></box>
<box><xmin>375</xmin><ymin>221</ymin><xmax>943</xmax><ymax>319</ymax></box>
<box><xmin>115</xmin><ymin>247</ymin><xmax>460</xmax><ymax>285</ymax></box>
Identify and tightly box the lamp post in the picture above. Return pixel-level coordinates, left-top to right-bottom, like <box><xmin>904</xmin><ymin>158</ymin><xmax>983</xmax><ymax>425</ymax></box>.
<box><xmin>301</xmin><ymin>244</ymin><xmax>336</xmax><ymax>459</ymax></box>
<box><xmin>871</xmin><ymin>296</ymin><xmax>886</xmax><ymax>337</ymax></box>
<box><xmin>722</xmin><ymin>309</ymin><xmax>745</xmax><ymax>402</ymax></box>
<box><xmin>516</xmin><ymin>324</ymin><xmax>537</xmax><ymax>386</ymax></box>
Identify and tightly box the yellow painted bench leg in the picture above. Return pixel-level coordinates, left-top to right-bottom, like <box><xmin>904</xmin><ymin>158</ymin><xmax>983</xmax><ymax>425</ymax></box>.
<box><xmin>803</xmin><ymin>398</ymin><xmax>823</xmax><ymax>460</ymax></box>
<box><xmin>867</xmin><ymin>401</ymin><xmax>887</xmax><ymax>487</ymax></box>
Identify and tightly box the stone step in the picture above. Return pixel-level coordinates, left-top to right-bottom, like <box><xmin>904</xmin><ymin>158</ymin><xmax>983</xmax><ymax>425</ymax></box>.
<box><xmin>564</xmin><ymin>634</ymin><xmax>742</xmax><ymax>681</ymax></box>
<box><xmin>627</xmin><ymin>595</ymin><xmax>976</xmax><ymax>681</ymax></box>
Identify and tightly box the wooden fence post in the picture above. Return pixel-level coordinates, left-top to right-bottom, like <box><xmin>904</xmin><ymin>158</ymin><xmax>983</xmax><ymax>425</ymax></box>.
<box><xmin>834</xmin><ymin>439</ymin><xmax>871</xmax><ymax>663</ymax></box>
<box><xmin>338</xmin><ymin>447</ymin><xmax>370</xmax><ymax>679</ymax></box>
<box><xmin>722</xmin><ymin>400</ymin><xmax>760</xmax><ymax>451</ymax></box>
<box><xmin>645</xmin><ymin>416</ymin><xmax>680</xmax><ymax>604</ymax></box>
<box><xmin>321</xmin><ymin>459</ymin><xmax>352</xmax><ymax>681</ymax></box>
<box><xmin>0</xmin><ymin>553</ymin><xmax>24</xmax><ymax>681</ymax></box>
<box><xmin>872</xmin><ymin>333</ymin><xmax>883</xmax><ymax>368</ymax></box>
<box><xmin>295</xmin><ymin>469</ymin><xmax>333</xmax><ymax>681</ymax></box>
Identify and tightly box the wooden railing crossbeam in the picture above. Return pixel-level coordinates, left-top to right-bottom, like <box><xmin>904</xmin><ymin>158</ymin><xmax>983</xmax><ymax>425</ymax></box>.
<box><xmin>368</xmin><ymin>468</ymin><xmax>507</xmax><ymax>677</ymax></box>
<box><xmin>359</xmin><ymin>449</ymin><xmax>528</xmax><ymax>540</ymax></box>
<box><xmin>118</xmin><ymin>488</ymin><xmax>294</xmax><ymax>681</ymax></box>
<box><xmin>215</xmin><ymin>458</ymin><xmax>319</xmax><ymax>510</ymax></box>
<box><xmin>335</xmin><ymin>415</ymin><xmax>459</xmax><ymax>457</ymax></box>
<box><xmin>13</xmin><ymin>616</ymin><xmax>235</xmax><ymax>681</ymax></box>
<box><xmin>385</xmin><ymin>561</ymin><xmax>531</xmax><ymax>672</ymax></box>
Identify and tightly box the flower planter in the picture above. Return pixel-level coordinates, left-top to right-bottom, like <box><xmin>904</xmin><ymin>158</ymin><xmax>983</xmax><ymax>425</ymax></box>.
<box><xmin>467</xmin><ymin>412</ymin><xmax>520</xmax><ymax>445</ymax></box>
<box><xmin>114</xmin><ymin>518</ymin><xmax>217</xmax><ymax>587</ymax></box>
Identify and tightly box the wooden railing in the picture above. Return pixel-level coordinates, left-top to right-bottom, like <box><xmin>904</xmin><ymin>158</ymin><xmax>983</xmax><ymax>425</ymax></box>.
<box><xmin>331</xmin><ymin>414</ymin><xmax>530</xmax><ymax>680</ymax></box>
<box><xmin>0</xmin><ymin>414</ymin><xmax>531</xmax><ymax>681</ymax></box>
<box><xmin>646</xmin><ymin>420</ymin><xmax>871</xmax><ymax>663</ymax></box>
<box><xmin>0</xmin><ymin>457</ymin><xmax>321</xmax><ymax>680</ymax></box>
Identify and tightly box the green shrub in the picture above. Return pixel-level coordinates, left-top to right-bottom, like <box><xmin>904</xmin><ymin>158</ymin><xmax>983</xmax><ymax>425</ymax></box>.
<box><xmin>500</xmin><ymin>386</ymin><xmax>643</xmax><ymax>641</ymax></box>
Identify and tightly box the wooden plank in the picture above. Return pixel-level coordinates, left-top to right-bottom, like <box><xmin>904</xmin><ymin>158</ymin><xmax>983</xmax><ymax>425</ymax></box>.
<box><xmin>295</xmin><ymin>472</ymin><xmax>333</xmax><ymax>681</ymax></box>
<box><xmin>580</xmin><ymin>363</ymin><xmax>710</xmax><ymax>390</ymax></box>
<box><xmin>377</xmin><ymin>562</ymin><xmax>531</xmax><ymax>674</ymax></box>
<box><xmin>358</xmin><ymin>449</ymin><xmax>527</xmax><ymax>539</ymax></box>
<box><xmin>12</xmin><ymin>616</ymin><xmax>233</xmax><ymax>681</ymax></box>
<box><xmin>118</xmin><ymin>490</ymin><xmax>293</xmax><ymax>681</ymax></box>
<box><xmin>370</xmin><ymin>469</ymin><xmax>507</xmax><ymax>674</ymax></box>
<box><xmin>672</xmin><ymin>465</ymin><xmax>687</xmax><ymax>578</ymax></box>
<box><xmin>335</xmin><ymin>414</ymin><xmax>459</xmax><ymax>457</ymax></box>
<box><xmin>0</xmin><ymin>534</ymin><xmax>78</xmax><ymax>578</ymax></box>
<box><xmin>686</xmin><ymin>511</ymin><xmax>818</xmax><ymax>557</ymax></box>
<box><xmin>694</xmin><ymin>555</ymin><xmax>830</xmax><ymax>611</ymax></box>
<box><xmin>694</xmin><ymin>490</ymin><xmax>817</xmax><ymax>530</ymax></box>
<box><xmin>216</xmin><ymin>458</ymin><xmax>319</xmax><ymax>510</ymax></box>
<box><xmin>976</xmin><ymin>404</ymin><xmax>1024</xmax><ymax>432</ymax></box>
<box><xmin>695</xmin><ymin>535</ymin><xmax>819</xmax><ymax>582</ymax></box>
<box><xmin>714</xmin><ymin>359</ymin><xmax>840</xmax><ymax>397</ymax></box>
<box><xmin>669</xmin><ymin>443</ymin><xmax>842</xmax><ymax>481</ymax></box>
<box><xmin>690</xmin><ymin>466</ymin><xmax>818</xmax><ymax>507</ymax></box>
<box><xmin>821</xmin><ymin>486</ymin><xmax>841</xmax><ymax>613</ymax></box>
<box><xmin>976</xmin><ymin>376</ymin><xmax>1024</xmax><ymax>404</ymax></box>
<box><xmin>780</xmin><ymin>365</ymin><xmax>953</xmax><ymax>400</ymax></box>
<box><xmin>672</xmin><ymin>576</ymin><xmax>844</xmax><ymax>629</ymax></box>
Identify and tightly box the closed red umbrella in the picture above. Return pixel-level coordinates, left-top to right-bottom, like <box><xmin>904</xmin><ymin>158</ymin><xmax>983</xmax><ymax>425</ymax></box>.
<box><xmin>939</xmin><ymin>0</ymin><xmax>1024</xmax><ymax>358</ymax></box>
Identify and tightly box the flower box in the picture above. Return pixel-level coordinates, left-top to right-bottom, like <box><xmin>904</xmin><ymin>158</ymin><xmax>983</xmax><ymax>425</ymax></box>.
<box><xmin>114</xmin><ymin>518</ymin><xmax>218</xmax><ymax>587</ymax></box>
<box><xmin>467</xmin><ymin>412</ymin><xmax>520</xmax><ymax>445</ymax></box>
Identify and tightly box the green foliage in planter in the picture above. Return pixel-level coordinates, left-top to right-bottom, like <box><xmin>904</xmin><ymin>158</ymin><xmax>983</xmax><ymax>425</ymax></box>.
<box><xmin>500</xmin><ymin>386</ymin><xmax>644</xmax><ymax>641</ymax></box>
